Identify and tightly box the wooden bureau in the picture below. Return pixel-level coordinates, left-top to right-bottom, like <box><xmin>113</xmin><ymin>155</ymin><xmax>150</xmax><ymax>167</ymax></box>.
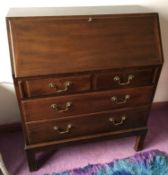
<box><xmin>6</xmin><ymin>6</ymin><xmax>163</xmax><ymax>171</ymax></box>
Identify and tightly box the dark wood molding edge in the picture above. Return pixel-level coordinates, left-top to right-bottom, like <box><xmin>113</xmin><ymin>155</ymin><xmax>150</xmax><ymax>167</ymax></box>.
<box><xmin>0</xmin><ymin>101</ymin><xmax>167</xmax><ymax>133</ymax></box>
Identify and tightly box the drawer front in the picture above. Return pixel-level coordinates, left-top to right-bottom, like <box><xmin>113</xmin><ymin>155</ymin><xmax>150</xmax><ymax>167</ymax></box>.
<box><xmin>21</xmin><ymin>74</ymin><xmax>91</xmax><ymax>98</ymax></box>
<box><xmin>8</xmin><ymin>15</ymin><xmax>161</xmax><ymax>77</ymax></box>
<box><xmin>26</xmin><ymin>108</ymin><xmax>148</xmax><ymax>144</ymax></box>
<box><xmin>22</xmin><ymin>86</ymin><xmax>153</xmax><ymax>122</ymax></box>
<box><xmin>94</xmin><ymin>67</ymin><xmax>156</xmax><ymax>90</ymax></box>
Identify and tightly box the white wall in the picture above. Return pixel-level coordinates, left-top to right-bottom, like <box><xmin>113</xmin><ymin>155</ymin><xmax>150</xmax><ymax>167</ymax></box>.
<box><xmin>0</xmin><ymin>0</ymin><xmax>168</xmax><ymax>124</ymax></box>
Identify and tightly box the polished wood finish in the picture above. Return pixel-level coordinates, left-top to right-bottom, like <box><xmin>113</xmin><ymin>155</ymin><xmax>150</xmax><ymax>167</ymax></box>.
<box><xmin>94</xmin><ymin>67</ymin><xmax>156</xmax><ymax>90</ymax></box>
<box><xmin>27</xmin><ymin>107</ymin><xmax>148</xmax><ymax>144</ymax></box>
<box><xmin>7</xmin><ymin>14</ymin><xmax>162</xmax><ymax>78</ymax></box>
<box><xmin>25</xmin><ymin>127</ymin><xmax>148</xmax><ymax>152</ymax></box>
<box><xmin>20</xmin><ymin>74</ymin><xmax>91</xmax><ymax>98</ymax></box>
<box><xmin>25</xmin><ymin>127</ymin><xmax>148</xmax><ymax>171</ymax></box>
<box><xmin>22</xmin><ymin>86</ymin><xmax>153</xmax><ymax>122</ymax></box>
<box><xmin>25</xmin><ymin>150</ymin><xmax>38</xmax><ymax>171</ymax></box>
<box><xmin>6</xmin><ymin>7</ymin><xmax>163</xmax><ymax>172</ymax></box>
<box><xmin>0</xmin><ymin>101</ymin><xmax>166</xmax><ymax>135</ymax></box>
<box><xmin>134</xmin><ymin>131</ymin><xmax>147</xmax><ymax>151</ymax></box>
<box><xmin>1</xmin><ymin>101</ymin><xmax>167</xmax><ymax>134</ymax></box>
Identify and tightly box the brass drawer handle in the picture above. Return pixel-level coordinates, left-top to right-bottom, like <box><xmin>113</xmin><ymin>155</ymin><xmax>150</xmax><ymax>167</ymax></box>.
<box><xmin>50</xmin><ymin>102</ymin><xmax>72</xmax><ymax>112</ymax></box>
<box><xmin>111</xmin><ymin>94</ymin><xmax>130</xmax><ymax>104</ymax></box>
<box><xmin>114</xmin><ymin>75</ymin><xmax>134</xmax><ymax>86</ymax></box>
<box><xmin>48</xmin><ymin>81</ymin><xmax>72</xmax><ymax>93</ymax></box>
<box><xmin>109</xmin><ymin>115</ymin><xmax>126</xmax><ymax>126</ymax></box>
<box><xmin>88</xmin><ymin>17</ymin><xmax>93</xmax><ymax>22</ymax></box>
<box><xmin>53</xmin><ymin>124</ymin><xmax>72</xmax><ymax>134</ymax></box>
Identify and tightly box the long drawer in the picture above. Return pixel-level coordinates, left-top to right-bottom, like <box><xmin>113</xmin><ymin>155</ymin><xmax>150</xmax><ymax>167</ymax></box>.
<box><xmin>22</xmin><ymin>86</ymin><xmax>153</xmax><ymax>122</ymax></box>
<box><xmin>26</xmin><ymin>107</ymin><xmax>149</xmax><ymax>144</ymax></box>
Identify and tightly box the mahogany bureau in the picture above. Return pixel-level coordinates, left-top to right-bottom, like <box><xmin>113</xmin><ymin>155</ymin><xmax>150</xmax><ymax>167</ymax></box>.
<box><xmin>6</xmin><ymin>6</ymin><xmax>163</xmax><ymax>171</ymax></box>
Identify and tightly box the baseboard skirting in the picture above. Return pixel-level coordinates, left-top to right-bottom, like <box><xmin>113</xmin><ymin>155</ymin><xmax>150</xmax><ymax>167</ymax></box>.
<box><xmin>0</xmin><ymin>122</ymin><xmax>22</xmax><ymax>133</ymax></box>
<box><xmin>151</xmin><ymin>101</ymin><xmax>168</xmax><ymax>111</ymax></box>
<box><xmin>0</xmin><ymin>101</ymin><xmax>167</xmax><ymax>133</ymax></box>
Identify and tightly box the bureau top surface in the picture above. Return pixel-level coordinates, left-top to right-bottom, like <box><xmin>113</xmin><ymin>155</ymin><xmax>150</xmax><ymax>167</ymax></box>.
<box><xmin>7</xmin><ymin>6</ymin><xmax>163</xmax><ymax>78</ymax></box>
<box><xmin>7</xmin><ymin>6</ymin><xmax>154</xmax><ymax>17</ymax></box>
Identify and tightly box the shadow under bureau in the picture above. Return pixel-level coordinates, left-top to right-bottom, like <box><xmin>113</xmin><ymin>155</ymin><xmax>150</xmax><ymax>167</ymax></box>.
<box><xmin>6</xmin><ymin>6</ymin><xmax>163</xmax><ymax>171</ymax></box>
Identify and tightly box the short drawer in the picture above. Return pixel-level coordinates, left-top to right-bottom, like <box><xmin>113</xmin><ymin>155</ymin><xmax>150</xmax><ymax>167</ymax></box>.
<box><xmin>22</xmin><ymin>86</ymin><xmax>153</xmax><ymax>122</ymax></box>
<box><xmin>20</xmin><ymin>74</ymin><xmax>91</xmax><ymax>98</ymax></box>
<box><xmin>94</xmin><ymin>67</ymin><xmax>156</xmax><ymax>90</ymax></box>
<box><xmin>26</xmin><ymin>107</ymin><xmax>148</xmax><ymax>144</ymax></box>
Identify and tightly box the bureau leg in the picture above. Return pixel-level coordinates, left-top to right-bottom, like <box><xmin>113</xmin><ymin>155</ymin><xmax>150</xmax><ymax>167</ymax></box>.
<box><xmin>134</xmin><ymin>132</ymin><xmax>147</xmax><ymax>152</ymax></box>
<box><xmin>26</xmin><ymin>150</ymin><xmax>38</xmax><ymax>172</ymax></box>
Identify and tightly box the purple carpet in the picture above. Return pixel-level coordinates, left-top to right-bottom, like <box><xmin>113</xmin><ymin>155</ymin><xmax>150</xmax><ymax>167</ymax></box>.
<box><xmin>0</xmin><ymin>108</ymin><xmax>168</xmax><ymax>175</ymax></box>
